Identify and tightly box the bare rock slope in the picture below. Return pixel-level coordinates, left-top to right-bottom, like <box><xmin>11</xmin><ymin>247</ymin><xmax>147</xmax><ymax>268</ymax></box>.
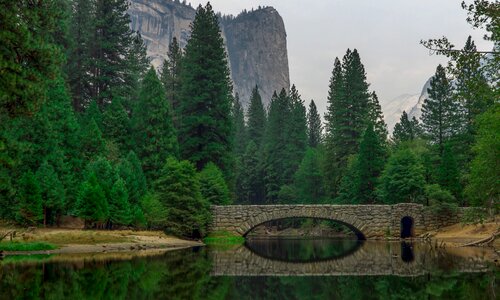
<box><xmin>129</xmin><ymin>0</ymin><xmax>290</xmax><ymax>107</ymax></box>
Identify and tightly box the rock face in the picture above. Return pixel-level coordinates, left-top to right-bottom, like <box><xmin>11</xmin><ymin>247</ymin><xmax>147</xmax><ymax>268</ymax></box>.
<box><xmin>128</xmin><ymin>0</ymin><xmax>290</xmax><ymax>107</ymax></box>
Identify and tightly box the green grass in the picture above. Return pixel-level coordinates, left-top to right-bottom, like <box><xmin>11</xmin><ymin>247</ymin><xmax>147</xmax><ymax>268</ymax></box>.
<box><xmin>203</xmin><ymin>231</ymin><xmax>245</xmax><ymax>245</ymax></box>
<box><xmin>0</xmin><ymin>241</ymin><xmax>57</xmax><ymax>252</ymax></box>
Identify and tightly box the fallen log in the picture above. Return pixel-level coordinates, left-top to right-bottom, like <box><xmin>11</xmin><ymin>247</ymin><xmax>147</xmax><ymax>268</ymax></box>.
<box><xmin>460</xmin><ymin>231</ymin><xmax>500</xmax><ymax>247</ymax></box>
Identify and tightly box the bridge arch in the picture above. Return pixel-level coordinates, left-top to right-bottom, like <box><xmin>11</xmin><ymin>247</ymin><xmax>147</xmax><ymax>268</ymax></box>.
<box><xmin>242</xmin><ymin>216</ymin><xmax>366</xmax><ymax>240</ymax></box>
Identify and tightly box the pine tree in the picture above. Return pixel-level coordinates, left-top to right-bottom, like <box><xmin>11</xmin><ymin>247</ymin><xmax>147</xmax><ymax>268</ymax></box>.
<box><xmin>84</xmin><ymin>156</ymin><xmax>117</xmax><ymax>202</ymax></box>
<box><xmin>80</xmin><ymin>118</ymin><xmax>106</xmax><ymax>162</ymax></box>
<box><xmin>307</xmin><ymin>100</ymin><xmax>322</xmax><ymax>148</ymax></box>
<box><xmin>421</xmin><ymin>65</ymin><xmax>461</xmax><ymax>153</ymax></box>
<box><xmin>122</xmin><ymin>32</ymin><xmax>149</xmax><ymax>111</ymax></box>
<box><xmin>246</xmin><ymin>85</ymin><xmax>267</xmax><ymax>147</ymax></box>
<box><xmin>178</xmin><ymin>3</ymin><xmax>233</xmax><ymax>174</ymax></box>
<box><xmin>392</xmin><ymin>111</ymin><xmax>421</xmax><ymax>144</ymax></box>
<box><xmin>0</xmin><ymin>1</ymin><xmax>63</xmax><ymax>117</ymax></box>
<box><xmin>109</xmin><ymin>178</ymin><xmax>132</xmax><ymax>226</ymax></box>
<box><xmin>367</xmin><ymin>92</ymin><xmax>388</xmax><ymax>142</ymax></box>
<box><xmin>233</xmin><ymin>94</ymin><xmax>247</xmax><ymax>158</ymax></box>
<box><xmin>437</xmin><ymin>143</ymin><xmax>462</xmax><ymax>202</ymax></box>
<box><xmin>293</xmin><ymin>148</ymin><xmax>325</xmax><ymax>204</ymax></box>
<box><xmin>355</xmin><ymin>124</ymin><xmax>386</xmax><ymax>203</ymax></box>
<box><xmin>140</xmin><ymin>193</ymin><xmax>168</xmax><ymax>229</ymax></box>
<box><xmin>155</xmin><ymin>157</ymin><xmax>210</xmax><ymax>237</ymax></box>
<box><xmin>117</xmin><ymin>151</ymin><xmax>147</xmax><ymax>206</ymax></box>
<box><xmin>284</xmin><ymin>85</ymin><xmax>308</xmax><ymax>182</ymax></box>
<box><xmin>67</xmin><ymin>0</ymin><xmax>95</xmax><ymax>112</ymax></box>
<box><xmin>378</xmin><ymin>149</ymin><xmax>426</xmax><ymax>204</ymax></box>
<box><xmin>36</xmin><ymin>161</ymin><xmax>65</xmax><ymax>226</ymax></box>
<box><xmin>238</xmin><ymin>141</ymin><xmax>266</xmax><ymax>204</ymax></box>
<box><xmin>262</xmin><ymin>89</ymin><xmax>290</xmax><ymax>202</ymax></box>
<box><xmin>133</xmin><ymin>67</ymin><xmax>178</xmax><ymax>180</ymax></box>
<box><xmin>102</xmin><ymin>97</ymin><xmax>131</xmax><ymax>152</ymax></box>
<box><xmin>198</xmin><ymin>162</ymin><xmax>231</xmax><ymax>205</ymax></box>
<box><xmin>76</xmin><ymin>172</ymin><xmax>109</xmax><ymax>227</ymax></box>
<box><xmin>160</xmin><ymin>36</ymin><xmax>183</xmax><ymax>128</ymax></box>
<box><xmin>16</xmin><ymin>171</ymin><xmax>43</xmax><ymax>226</ymax></box>
<box><xmin>91</xmin><ymin>0</ymin><xmax>134</xmax><ymax>107</ymax></box>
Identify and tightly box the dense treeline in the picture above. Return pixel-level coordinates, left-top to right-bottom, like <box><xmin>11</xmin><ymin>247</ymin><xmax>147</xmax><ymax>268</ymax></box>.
<box><xmin>0</xmin><ymin>1</ymin><xmax>497</xmax><ymax>237</ymax></box>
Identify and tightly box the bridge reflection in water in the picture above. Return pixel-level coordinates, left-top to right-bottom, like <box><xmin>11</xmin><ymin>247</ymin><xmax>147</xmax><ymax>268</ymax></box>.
<box><xmin>210</xmin><ymin>240</ymin><xmax>491</xmax><ymax>277</ymax></box>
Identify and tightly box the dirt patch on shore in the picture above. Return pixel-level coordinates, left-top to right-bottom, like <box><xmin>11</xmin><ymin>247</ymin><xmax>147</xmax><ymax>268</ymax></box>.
<box><xmin>0</xmin><ymin>228</ymin><xmax>202</xmax><ymax>255</ymax></box>
<box><xmin>430</xmin><ymin>218</ymin><xmax>500</xmax><ymax>249</ymax></box>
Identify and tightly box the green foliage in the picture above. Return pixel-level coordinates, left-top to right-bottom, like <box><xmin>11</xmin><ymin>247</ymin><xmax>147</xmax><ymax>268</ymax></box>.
<box><xmin>76</xmin><ymin>173</ymin><xmax>109</xmax><ymax>226</ymax></box>
<box><xmin>102</xmin><ymin>97</ymin><xmax>131</xmax><ymax>152</ymax></box>
<box><xmin>80</xmin><ymin>118</ymin><xmax>106</xmax><ymax>162</ymax></box>
<box><xmin>378</xmin><ymin>149</ymin><xmax>426</xmax><ymax>204</ymax></box>
<box><xmin>140</xmin><ymin>193</ymin><xmax>168</xmax><ymax>229</ymax></box>
<box><xmin>392</xmin><ymin>111</ymin><xmax>421</xmax><ymax>144</ymax></box>
<box><xmin>198</xmin><ymin>162</ymin><xmax>232</xmax><ymax>205</ymax></box>
<box><xmin>133</xmin><ymin>67</ymin><xmax>178</xmax><ymax>180</ymax></box>
<box><xmin>293</xmin><ymin>148</ymin><xmax>325</xmax><ymax>204</ymax></box>
<box><xmin>203</xmin><ymin>231</ymin><xmax>245</xmax><ymax>245</ymax></box>
<box><xmin>16</xmin><ymin>171</ymin><xmax>43</xmax><ymax>226</ymax></box>
<box><xmin>246</xmin><ymin>85</ymin><xmax>267</xmax><ymax>147</ymax></box>
<box><xmin>461</xmin><ymin>207</ymin><xmax>487</xmax><ymax>225</ymax></box>
<box><xmin>36</xmin><ymin>161</ymin><xmax>65</xmax><ymax>225</ymax></box>
<box><xmin>178</xmin><ymin>3</ymin><xmax>233</xmax><ymax>175</ymax></box>
<box><xmin>238</xmin><ymin>141</ymin><xmax>265</xmax><ymax>204</ymax></box>
<box><xmin>437</xmin><ymin>143</ymin><xmax>462</xmax><ymax>201</ymax></box>
<box><xmin>109</xmin><ymin>178</ymin><xmax>132</xmax><ymax>226</ymax></box>
<box><xmin>425</xmin><ymin>184</ymin><xmax>458</xmax><ymax>215</ymax></box>
<box><xmin>421</xmin><ymin>65</ymin><xmax>462</xmax><ymax>152</ymax></box>
<box><xmin>155</xmin><ymin>157</ymin><xmax>210</xmax><ymax>237</ymax></box>
<box><xmin>0</xmin><ymin>1</ymin><xmax>63</xmax><ymax>117</ymax></box>
<box><xmin>0</xmin><ymin>241</ymin><xmax>57</xmax><ymax>252</ymax></box>
<box><xmin>117</xmin><ymin>151</ymin><xmax>147</xmax><ymax>206</ymax></box>
<box><xmin>160</xmin><ymin>36</ymin><xmax>183</xmax><ymax>129</ymax></box>
<box><xmin>232</xmin><ymin>94</ymin><xmax>247</xmax><ymax>158</ymax></box>
<box><xmin>307</xmin><ymin>100</ymin><xmax>323</xmax><ymax>148</ymax></box>
<box><xmin>465</xmin><ymin>104</ymin><xmax>499</xmax><ymax>209</ymax></box>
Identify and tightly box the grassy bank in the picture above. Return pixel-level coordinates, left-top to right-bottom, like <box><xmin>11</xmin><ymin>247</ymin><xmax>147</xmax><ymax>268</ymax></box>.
<box><xmin>203</xmin><ymin>231</ymin><xmax>245</xmax><ymax>245</ymax></box>
<box><xmin>0</xmin><ymin>241</ymin><xmax>57</xmax><ymax>252</ymax></box>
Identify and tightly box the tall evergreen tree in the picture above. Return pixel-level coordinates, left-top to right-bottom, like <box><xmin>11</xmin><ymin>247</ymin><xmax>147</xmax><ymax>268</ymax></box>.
<box><xmin>178</xmin><ymin>3</ymin><xmax>233</xmax><ymax>175</ymax></box>
<box><xmin>122</xmin><ymin>32</ymin><xmax>149</xmax><ymax>111</ymax></box>
<box><xmin>367</xmin><ymin>92</ymin><xmax>388</xmax><ymax>141</ymax></box>
<box><xmin>16</xmin><ymin>171</ymin><xmax>43</xmax><ymax>226</ymax></box>
<box><xmin>155</xmin><ymin>157</ymin><xmax>210</xmax><ymax>237</ymax></box>
<box><xmin>90</xmin><ymin>0</ymin><xmax>134</xmax><ymax>107</ymax></box>
<box><xmin>293</xmin><ymin>148</ymin><xmax>325</xmax><ymax>204</ymax></box>
<box><xmin>324</xmin><ymin>49</ymin><xmax>372</xmax><ymax>197</ymax></box>
<box><xmin>76</xmin><ymin>172</ymin><xmax>109</xmax><ymax>228</ymax></box>
<box><xmin>133</xmin><ymin>67</ymin><xmax>178</xmax><ymax>180</ymax></box>
<box><xmin>198</xmin><ymin>162</ymin><xmax>231</xmax><ymax>205</ymax></box>
<box><xmin>232</xmin><ymin>94</ymin><xmax>247</xmax><ymax>158</ymax></box>
<box><xmin>437</xmin><ymin>143</ymin><xmax>462</xmax><ymax>202</ymax></box>
<box><xmin>421</xmin><ymin>65</ymin><xmax>462</xmax><ymax>153</ymax></box>
<box><xmin>80</xmin><ymin>118</ymin><xmax>106</xmax><ymax>162</ymax></box>
<box><xmin>36</xmin><ymin>161</ymin><xmax>65</xmax><ymax>226</ymax></box>
<box><xmin>109</xmin><ymin>178</ymin><xmax>132</xmax><ymax>226</ymax></box>
<box><xmin>238</xmin><ymin>141</ymin><xmax>266</xmax><ymax>204</ymax></box>
<box><xmin>307</xmin><ymin>100</ymin><xmax>322</xmax><ymax>148</ymax></box>
<box><xmin>160</xmin><ymin>36</ymin><xmax>183</xmax><ymax>127</ymax></box>
<box><xmin>285</xmin><ymin>85</ymin><xmax>308</xmax><ymax>182</ymax></box>
<box><xmin>67</xmin><ymin>0</ymin><xmax>95</xmax><ymax>112</ymax></box>
<box><xmin>117</xmin><ymin>151</ymin><xmax>147</xmax><ymax>205</ymax></box>
<box><xmin>355</xmin><ymin>124</ymin><xmax>386</xmax><ymax>203</ymax></box>
<box><xmin>246</xmin><ymin>85</ymin><xmax>267</xmax><ymax>147</ymax></box>
<box><xmin>392</xmin><ymin>111</ymin><xmax>421</xmax><ymax>144</ymax></box>
<box><xmin>102</xmin><ymin>97</ymin><xmax>131</xmax><ymax>152</ymax></box>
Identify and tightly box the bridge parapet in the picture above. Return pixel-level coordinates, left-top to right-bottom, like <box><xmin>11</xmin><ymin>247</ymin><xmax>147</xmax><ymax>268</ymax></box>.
<box><xmin>210</xmin><ymin>204</ymin><xmax>465</xmax><ymax>239</ymax></box>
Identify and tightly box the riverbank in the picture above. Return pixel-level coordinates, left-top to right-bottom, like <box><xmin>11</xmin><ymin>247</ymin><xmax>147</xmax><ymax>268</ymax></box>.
<box><xmin>428</xmin><ymin>217</ymin><xmax>499</xmax><ymax>249</ymax></box>
<box><xmin>0</xmin><ymin>228</ymin><xmax>202</xmax><ymax>256</ymax></box>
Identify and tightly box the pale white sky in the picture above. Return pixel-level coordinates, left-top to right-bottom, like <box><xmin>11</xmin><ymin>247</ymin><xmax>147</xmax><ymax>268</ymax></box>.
<box><xmin>189</xmin><ymin>0</ymin><xmax>492</xmax><ymax>114</ymax></box>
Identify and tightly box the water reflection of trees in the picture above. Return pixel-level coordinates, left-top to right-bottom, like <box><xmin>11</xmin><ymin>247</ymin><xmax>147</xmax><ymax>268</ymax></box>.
<box><xmin>0</xmin><ymin>247</ymin><xmax>497</xmax><ymax>299</ymax></box>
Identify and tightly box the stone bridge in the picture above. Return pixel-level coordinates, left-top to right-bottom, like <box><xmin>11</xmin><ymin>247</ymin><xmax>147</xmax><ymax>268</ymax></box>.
<box><xmin>210</xmin><ymin>203</ymin><xmax>464</xmax><ymax>239</ymax></box>
<box><xmin>210</xmin><ymin>242</ymin><xmax>491</xmax><ymax>277</ymax></box>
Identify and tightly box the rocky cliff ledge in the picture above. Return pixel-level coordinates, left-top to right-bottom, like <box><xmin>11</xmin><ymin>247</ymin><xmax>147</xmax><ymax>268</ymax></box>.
<box><xmin>129</xmin><ymin>0</ymin><xmax>290</xmax><ymax>107</ymax></box>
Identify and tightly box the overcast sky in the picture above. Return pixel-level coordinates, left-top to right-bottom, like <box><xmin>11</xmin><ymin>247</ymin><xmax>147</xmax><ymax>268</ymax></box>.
<box><xmin>189</xmin><ymin>0</ymin><xmax>491</xmax><ymax>114</ymax></box>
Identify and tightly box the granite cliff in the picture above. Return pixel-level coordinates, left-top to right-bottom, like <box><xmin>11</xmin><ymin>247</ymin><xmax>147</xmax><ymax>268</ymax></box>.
<box><xmin>129</xmin><ymin>0</ymin><xmax>290</xmax><ymax>106</ymax></box>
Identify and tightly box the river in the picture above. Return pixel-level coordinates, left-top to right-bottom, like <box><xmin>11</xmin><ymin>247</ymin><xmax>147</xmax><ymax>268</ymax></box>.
<box><xmin>0</xmin><ymin>239</ymin><xmax>497</xmax><ymax>299</ymax></box>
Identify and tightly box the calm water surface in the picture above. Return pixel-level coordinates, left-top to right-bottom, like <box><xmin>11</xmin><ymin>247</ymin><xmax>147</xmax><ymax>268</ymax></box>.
<box><xmin>0</xmin><ymin>239</ymin><xmax>497</xmax><ymax>299</ymax></box>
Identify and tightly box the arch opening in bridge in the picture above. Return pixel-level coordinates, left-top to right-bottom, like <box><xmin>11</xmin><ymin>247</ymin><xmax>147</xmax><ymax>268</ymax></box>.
<box><xmin>400</xmin><ymin>216</ymin><xmax>414</xmax><ymax>239</ymax></box>
<box><xmin>242</xmin><ymin>217</ymin><xmax>367</xmax><ymax>240</ymax></box>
